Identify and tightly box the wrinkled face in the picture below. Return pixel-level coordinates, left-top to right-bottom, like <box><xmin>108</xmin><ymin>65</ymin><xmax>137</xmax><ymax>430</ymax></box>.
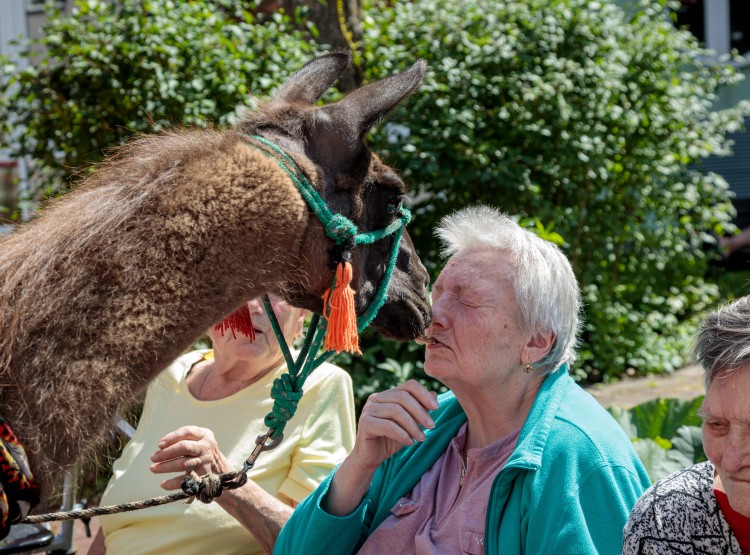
<box><xmin>424</xmin><ymin>249</ymin><xmax>530</xmax><ymax>389</ymax></box>
<box><xmin>208</xmin><ymin>294</ymin><xmax>304</xmax><ymax>367</ymax></box>
<box><xmin>700</xmin><ymin>365</ymin><xmax>750</xmax><ymax>517</ymax></box>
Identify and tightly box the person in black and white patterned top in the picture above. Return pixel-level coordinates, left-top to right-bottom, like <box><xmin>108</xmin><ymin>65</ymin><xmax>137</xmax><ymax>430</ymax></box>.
<box><xmin>623</xmin><ymin>295</ymin><xmax>750</xmax><ymax>555</ymax></box>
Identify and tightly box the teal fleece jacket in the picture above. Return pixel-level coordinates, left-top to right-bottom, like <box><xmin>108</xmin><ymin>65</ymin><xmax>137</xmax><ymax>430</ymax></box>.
<box><xmin>274</xmin><ymin>366</ymin><xmax>651</xmax><ymax>554</ymax></box>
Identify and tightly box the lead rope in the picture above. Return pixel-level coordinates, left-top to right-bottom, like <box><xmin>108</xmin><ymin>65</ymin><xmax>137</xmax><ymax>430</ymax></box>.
<box><xmin>20</xmin><ymin>136</ymin><xmax>409</xmax><ymax>525</ymax></box>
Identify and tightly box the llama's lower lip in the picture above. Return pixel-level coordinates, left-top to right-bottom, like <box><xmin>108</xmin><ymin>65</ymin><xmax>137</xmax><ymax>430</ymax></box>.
<box><xmin>371</xmin><ymin>296</ymin><xmax>432</xmax><ymax>342</ymax></box>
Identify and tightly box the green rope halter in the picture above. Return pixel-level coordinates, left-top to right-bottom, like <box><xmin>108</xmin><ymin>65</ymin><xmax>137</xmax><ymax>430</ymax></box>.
<box><xmin>238</xmin><ymin>135</ymin><xmax>412</xmax><ymax>470</ymax></box>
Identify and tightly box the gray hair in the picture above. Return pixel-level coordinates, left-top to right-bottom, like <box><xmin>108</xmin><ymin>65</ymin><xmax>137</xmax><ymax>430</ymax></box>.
<box><xmin>435</xmin><ymin>206</ymin><xmax>581</xmax><ymax>374</ymax></box>
<box><xmin>693</xmin><ymin>295</ymin><xmax>750</xmax><ymax>389</ymax></box>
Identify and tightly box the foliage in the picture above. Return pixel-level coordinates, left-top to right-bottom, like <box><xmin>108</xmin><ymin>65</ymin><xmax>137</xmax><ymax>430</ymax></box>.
<box><xmin>0</xmin><ymin>0</ymin><xmax>317</xmax><ymax>206</ymax></box>
<box><xmin>361</xmin><ymin>0</ymin><xmax>750</xmax><ymax>382</ymax></box>
<box><xmin>3</xmin><ymin>0</ymin><xmax>750</xmax><ymax>390</ymax></box>
<box><xmin>608</xmin><ymin>396</ymin><xmax>707</xmax><ymax>481</ymax></box>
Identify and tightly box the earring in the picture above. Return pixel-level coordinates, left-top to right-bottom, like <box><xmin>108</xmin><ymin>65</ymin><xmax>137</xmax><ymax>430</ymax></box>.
<box><xmin>524</xmin><ymin>363</ymin><xmax>534</xmax><ymax>374</ymax></box>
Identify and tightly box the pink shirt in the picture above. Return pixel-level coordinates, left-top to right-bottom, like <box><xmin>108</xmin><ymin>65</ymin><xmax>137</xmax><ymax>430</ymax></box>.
<box><xmin>358</xmin><ymin>423</ymin><xmax>520</xmax><ymax>555</ymax></box>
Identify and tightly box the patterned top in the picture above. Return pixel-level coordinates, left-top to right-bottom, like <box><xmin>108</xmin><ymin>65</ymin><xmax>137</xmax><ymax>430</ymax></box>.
<box><xmin>623</xmin><ymin>461</ymin><xmax>742</xmax><ymax>554</ymax></box>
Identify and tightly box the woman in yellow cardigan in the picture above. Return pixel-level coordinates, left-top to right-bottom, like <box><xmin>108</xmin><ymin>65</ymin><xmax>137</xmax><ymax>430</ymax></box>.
<box><xmin>89</xmin><ymin>295</ymin><xmax>355</xmax><ymax>555</ymax></box>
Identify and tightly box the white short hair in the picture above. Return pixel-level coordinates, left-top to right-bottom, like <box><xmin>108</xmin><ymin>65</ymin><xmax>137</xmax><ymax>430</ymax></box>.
<box><xmin>435</xmin><ymin>206</ymin><xmax>581</xmax><ymax>374</ymax></box>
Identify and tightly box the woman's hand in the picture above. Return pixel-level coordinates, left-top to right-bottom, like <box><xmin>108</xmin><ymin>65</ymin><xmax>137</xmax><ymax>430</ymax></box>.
<box><xmin>149</xmin><ymin>425</ymin><xmax>231</xmax><ymax>490</ymax></box>
<box><xmin>350</xmin><ymin>379</ymin><xmax>438</xmax><ymax>472</ymax></box>
<box><xmin>323</xmin><ymin>380</ymin><xmax>438</xmax><ymax>517</ymax></box>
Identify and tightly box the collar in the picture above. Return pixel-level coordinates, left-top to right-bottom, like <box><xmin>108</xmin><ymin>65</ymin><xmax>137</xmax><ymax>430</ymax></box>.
<box><xmin>503</xmin><ymin>364</ymin><xmax>570</xmax><ymax>470</ymax></box>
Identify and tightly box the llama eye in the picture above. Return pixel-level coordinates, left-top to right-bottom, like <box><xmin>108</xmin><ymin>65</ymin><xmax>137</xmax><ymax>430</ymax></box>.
<box><xmin>387</xmin><ymin>195</ymin><xmax>404</xmax><ymax>214</ymax></box>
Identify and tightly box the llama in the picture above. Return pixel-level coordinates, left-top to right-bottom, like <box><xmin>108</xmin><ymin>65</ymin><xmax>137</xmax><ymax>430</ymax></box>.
<box><xmin>0</xmin><ymin>53</ymin><xmax>431</xmax><ymax>505</ymax></box>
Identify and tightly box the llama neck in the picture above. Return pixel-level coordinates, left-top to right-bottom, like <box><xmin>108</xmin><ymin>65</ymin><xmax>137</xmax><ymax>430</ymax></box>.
<box><xmin>0</xmin><ymin>129</ymin><xmax>314</xmax><ymax>493</ymax></box>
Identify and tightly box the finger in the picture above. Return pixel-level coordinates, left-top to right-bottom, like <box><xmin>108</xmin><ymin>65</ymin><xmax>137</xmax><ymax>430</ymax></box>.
<box><xmin>362</xmin><ymin>415</ymin><xmax>420</xmax><ymax>447</ymax></box>
<box><xmin>368</xmin><ymin>389</ymin><xmax>435</xmax><ymax>430</ymax></box>
<box><xmin>151</xmin><ymin>439</ymin><xmax>206</xmax><ymax>463</ymax></box>
<box><xmin>150</xmin><ymin>458</ymin><xmax>191</xmax><ymax>475</ymax></box>
<box><xmin>159</xmin><ymin>475</ymin><xmax>185</xmax><ymax>491</ymax></box>
<box><xmin>364</xmin><ymin>402</ymin><xmax>428</xmax><ymax>441</ymax></box>
<box><xmin>157</xmin><ymin>426</ymin><xmax>210</xmax><ymax>449</ymax></box>
<box><xmin>150</xmin><ymin>451</ymin><xmax>214</xmax><ymax>475</ymax></box>
<box><xmin>398</xmin><ymin>380</ymin><xmax>439</xmax><ymax>410</ymax></box>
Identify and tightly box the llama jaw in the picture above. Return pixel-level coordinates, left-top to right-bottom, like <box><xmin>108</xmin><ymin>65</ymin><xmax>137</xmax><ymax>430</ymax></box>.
<box><xmin>371</xmin><ymin>295</ymin><xmax>432</xmax><ymax>342</ymax></box>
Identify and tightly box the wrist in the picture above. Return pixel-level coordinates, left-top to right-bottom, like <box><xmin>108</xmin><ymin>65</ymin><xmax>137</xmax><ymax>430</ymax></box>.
<box><xmin>323</xmin><ymin>456</ymin><xmax>376</xmax><ymax>517</ymax></box>
<box><xmin>348</xmin><ymin>442</ymin><xmax>387</xmax><ymax>476</ymax></box>
<box><xmin>215</xmin><ymin>478</ymin><xmax>252</xmax><ymax>510</ymax></box>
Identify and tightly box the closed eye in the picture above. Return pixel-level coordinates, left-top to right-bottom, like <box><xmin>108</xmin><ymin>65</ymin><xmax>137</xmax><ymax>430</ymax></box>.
<box><xmin>705</xmin><ymin>420</ymin><xmax>729</xmax><ymax>434</ymax></box>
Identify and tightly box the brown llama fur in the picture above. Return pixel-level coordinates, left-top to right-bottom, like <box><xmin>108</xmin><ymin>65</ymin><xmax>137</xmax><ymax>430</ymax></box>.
<box><xmin>0</xmin><ymin>54</ymin><xmax>430</xmax><ymax>501</ymax></box>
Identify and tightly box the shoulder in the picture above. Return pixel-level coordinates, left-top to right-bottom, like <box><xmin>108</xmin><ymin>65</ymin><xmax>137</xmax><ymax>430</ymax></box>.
<box><xmin>629</xmin><ymin>461</ymin><xmax>714</xmax><ymax>520</ymax></box>
<box><xmin>149</xmin><ymin>349</ymin><xmax>207</xmax><ymax>391</ymax></box>
<box><xmin>548</xmin><ymin>379</ymin><xmax>641</xmax><ymax>468</ymax></box>
<box><xmin>526</xmin><ymin>378</ymin><xmax>650</xmax><ymax>499</ymax></box>
<box><xmin>293</xmin><ymin>360</ymin><xmax>354</xmax><ymax>420</ymax></box>
<box><xmin>299</xmin><ymin>360</ymin><xmax>352</xmax><ymax>391</ymax></box>
<box><xmin>624</xmin><ymin>462</ymin><xmax>723</xmax><ymax>551</ymax></box>
<box><xmin>550</xmin><ymin>380</ymin><xmax>635</xmax><ymax>463</ymax></box>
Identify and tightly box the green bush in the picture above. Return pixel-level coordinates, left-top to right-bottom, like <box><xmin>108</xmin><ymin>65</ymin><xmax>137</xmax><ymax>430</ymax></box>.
<box><xmin>608</xmin><ymin>396</ymin><xmax>707</xmax><ymax>481</ymax></box>
<box><xmin>361</xmin><ymin>0</ymin><xmax>750</xmax><ymax>382</ymax></box>
<box><xmin>0</xmin><ymin>0</ymin><xmax>317</xmax><ymax>205</ymax></box>
<box><xmin>4</xmin><ymin>0</ymin><xmax>750</xmax><ymax>395</ymax></box>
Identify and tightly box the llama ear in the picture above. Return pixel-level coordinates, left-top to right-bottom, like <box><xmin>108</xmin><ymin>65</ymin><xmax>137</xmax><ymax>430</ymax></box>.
<box><xmin>270</xmin><ymin>52</ymin><xmax>351</xmax><ymax>106</ymax></box>
<box><xmin>333</xmin><ymin>60</ymin><xmax>426</xmax><ymax>135</ymax></box>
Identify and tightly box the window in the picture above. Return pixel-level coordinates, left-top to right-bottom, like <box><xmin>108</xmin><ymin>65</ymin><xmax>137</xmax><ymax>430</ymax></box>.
<box><xmin>730</xmin><ymin>0</ymin><xmax>750</xmax><ymax>54</ymax></box>
<box><xmin>675</xmin><ymin>0</ymin><xmax>705</xmax><ymax>45</ymax></box>
<box><xmin>673</xmin><ymin>0</ymin><xmax>749</xmax><ymax>57</ymax></box>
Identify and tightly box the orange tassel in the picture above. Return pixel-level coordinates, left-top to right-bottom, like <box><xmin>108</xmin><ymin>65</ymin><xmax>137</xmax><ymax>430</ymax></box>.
<box><xmin>214</xmin><ymin>304</ymin><xmax>256</xmax><ymax>341</ymax></box>
<box><xmin>321</xmin><ymin>261</ymin><xmax>361</xmax><ymax>354</ymax></box>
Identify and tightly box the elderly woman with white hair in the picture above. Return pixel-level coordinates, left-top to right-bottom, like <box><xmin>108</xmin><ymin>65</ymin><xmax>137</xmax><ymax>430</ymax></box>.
<box><xmin>274</xmin><ymin>206</ymin><xmax>650</xmax><ymax>555</ymax></box>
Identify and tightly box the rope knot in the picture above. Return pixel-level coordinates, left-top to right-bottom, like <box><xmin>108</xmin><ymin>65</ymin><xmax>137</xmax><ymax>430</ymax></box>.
<box><xmin>325</xmin><ymin>214</ymin><xmax>357</xmax><ymax>243</ymax></box>
<box><xmin>399</xmin><ymin>208</ymin><xmax>412</xmax><ymax>226</ymax></box>
<box><xmin>264</xmin><ymin>375</ymin><xmax>303</xmax><ymax>435</ymax></box>
<box><xmin>180</xmin><ymin>472</ymin><xmax>223</xmax><ymax>504</ymax></box>
<box><xmin>328</xmin><ymin>235</ymin><xmax>355</xmax><ymax>271</ymax></box>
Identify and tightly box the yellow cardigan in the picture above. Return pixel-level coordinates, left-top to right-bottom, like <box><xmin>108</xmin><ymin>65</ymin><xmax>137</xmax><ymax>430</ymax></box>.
<box><xmin>101</xmin><ymin>349</ymin><xmax>355</xmax><ymax>555</ymax></box>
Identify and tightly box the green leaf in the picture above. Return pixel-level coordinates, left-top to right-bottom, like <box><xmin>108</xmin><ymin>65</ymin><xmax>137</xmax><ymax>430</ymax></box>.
<box><xmin>631</xmin><ymin>439</ymin><xmax>671</xmax><ymax>482</ymax></box>
<box><xmin>629</xmin><ymin>396</ymin><xmax>704</xmax><ymax>440</ymax></box>
<box><xmin>670</xmin><ymin>425</ymin><xmax>707</xmax><ymax>464</ymax></box>
<box><xmin>607</xmin><ymin>405</ymin><xmax>637</xmax><ymax>439</ymax></box>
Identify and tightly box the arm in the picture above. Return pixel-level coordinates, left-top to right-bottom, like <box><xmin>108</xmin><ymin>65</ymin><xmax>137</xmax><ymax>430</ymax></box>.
<box><xmin>214</xmin><ymin>479</ymin><xmax>293</xmax><ymax>553</ymax></box>
<box><xmin>323</xmin><ymin>380</ymin><xmax>437</xmax><ymax>516</ymax></box>
<box><xmin>275</xmin><ymin>380</ymin><xmax>439</xmax><ymax>554</ymax></box>
<box><xmin>149</xmin><ymin>426</ymin><xmax>292</xmax><ymax>554</ymax></box>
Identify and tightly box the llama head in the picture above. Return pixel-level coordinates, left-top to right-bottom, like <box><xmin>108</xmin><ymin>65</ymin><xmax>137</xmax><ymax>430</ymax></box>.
<box><xmin>239</xmin><ymin>52</ymin><xmax>431</xmax><ymax>341</ymax></box>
